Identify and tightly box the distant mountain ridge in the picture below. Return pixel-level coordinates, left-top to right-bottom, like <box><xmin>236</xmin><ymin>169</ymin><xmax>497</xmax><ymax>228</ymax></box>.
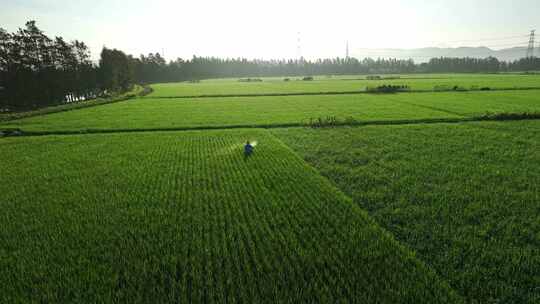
<box><xmin>352</xmin><ymin>47</ymin><xmax>529</xmax><ymax>63</ymax></box>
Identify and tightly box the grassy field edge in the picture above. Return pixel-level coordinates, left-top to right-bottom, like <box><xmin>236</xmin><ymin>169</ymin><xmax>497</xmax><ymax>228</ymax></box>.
<box><xmin>0</xmin><ymin>85</ymin><xmax>152</xmax><ymax>123</ymax></box>
<box><xmin>3</xmin><ymin>114</ymin><xmax>540</xmax><ymax>138</ymax></box>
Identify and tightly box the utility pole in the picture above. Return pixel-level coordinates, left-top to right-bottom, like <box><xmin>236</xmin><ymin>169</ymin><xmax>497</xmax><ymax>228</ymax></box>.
<box><xmin>526</xmin><ymin>30</ymin><xmax>535</xmax><ymax>58</ymax></box>
<box><xmin>346</xmin><ymin>41</ymin><xmax>349</xmax><ymax>59</ymax></box>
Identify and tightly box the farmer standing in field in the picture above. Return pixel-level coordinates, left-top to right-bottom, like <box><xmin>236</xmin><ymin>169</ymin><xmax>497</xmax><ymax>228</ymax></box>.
<box><xmin>244</xmin><ymin>140</ymin><xmax>254</xmax><ymax>158</ymax></box>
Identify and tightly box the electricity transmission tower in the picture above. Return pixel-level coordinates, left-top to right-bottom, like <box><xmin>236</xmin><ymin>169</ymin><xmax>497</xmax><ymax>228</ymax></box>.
<box><xmin>526</xmin><ymin>30</ymin><xmax>535</xmax><ymax>58</ymax></box>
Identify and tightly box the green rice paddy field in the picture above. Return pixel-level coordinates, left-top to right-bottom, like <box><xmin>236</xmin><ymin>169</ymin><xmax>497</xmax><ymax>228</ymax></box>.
<box><xmin>2</xmin><ymin>90</ymin><xmax>540</xmax><ymax>133</ymax></box>
<box><xmin>1</xmin><ymin>74</ymin><xmax>539</xmax><ymax>303</ymax></box>
<box><xmin>149</xmin><ymin>74</ymin><xmax>540</xmax><ymax>97</ymax></box>
<box><xmin>0</xmin><ymin>130</ymin><xmax>460</xmax><ymax>303</ymax></box>
<box><xmin>273</xmin><ymin>121</ymin><xmax>540</xmax><ymax>303</ymax></box>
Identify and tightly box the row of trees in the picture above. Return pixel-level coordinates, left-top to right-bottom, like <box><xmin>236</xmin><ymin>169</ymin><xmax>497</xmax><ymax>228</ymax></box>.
<box><xmin>3</xmin><ymin>21</ymin><xmax>540</xmax><ymax>111</ymax></box>
<box><xmin>419</xmin><ymin>57</ymin><xmax>540</xmax><ymax>73</ymax></box>
<box><xmin>420</xmin><ymin>57</ymin><xmax>502</xmax><ymax>73</ymax></box>
<box><xmin>132</xmin><ymin>55</ymin><xmax>540</xmax><ymax>84</ymax></box>
<box><xmin>504</xmin><ymin>57</ymin><xmax>540</xmax><ymax>72</ymax></box>
<box><xmin>0</xmin><ymin>21</ymin><xmax>134</xmax><ymax>110</ymax></box>
<box><xmin>130</xmin><ymin>56</ymin><xmax>418</xmax><ymax>83</ymax></box>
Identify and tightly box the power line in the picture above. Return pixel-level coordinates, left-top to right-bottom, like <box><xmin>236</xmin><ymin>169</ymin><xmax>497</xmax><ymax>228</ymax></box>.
<box><xmin>349</xmin><ymin>31</ymin><xmax>533</xmax><ymax>59</ymax></box>
<box><xmin>480</xmin><ymin>43</ymin><xmax>528</xmax><ymax>48</ymax></box>
<box><xmin>359</xmin><ymin>33</ymin><xmax>531</xmax><ymax>49</ymax></box>
<box><xmin>436</xmin><ymin>34</ymin><xmax>530</xmax><ymax>44</ymax></box>
<box><xmin>356</xmin><ymin>43</ymin><xmax>526</xmax><ymax>51</ymax></box>
<box><xmin>355</xmin><ymin>43</ymin><xmax>527</xmax><ymax>53</ymax></box>
<box><xmin>432</xmin><ymin>40</ymin><xmax>528</xmax><ymax>49</ymax></box>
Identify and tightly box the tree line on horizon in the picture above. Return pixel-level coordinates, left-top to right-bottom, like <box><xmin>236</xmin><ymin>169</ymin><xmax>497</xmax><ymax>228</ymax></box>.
<box><xmin>134</xmin><ymin>55</ymin><xmax>540</xmax><ymax>83</ymax></box>
<box><xmin>2</xmin><ymin>21</ymin><xmax>540</xmax><ymax>111</ymax></box>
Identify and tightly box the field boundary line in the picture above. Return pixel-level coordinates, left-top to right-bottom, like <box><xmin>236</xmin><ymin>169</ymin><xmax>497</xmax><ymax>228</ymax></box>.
<box><xmin>144</xmin><ymin>87</ymin><xmax>540</xmax><ymax>100</ymax></box>
<box><xmin>3</xmin><ymin>115</ymin><xmax>540</xmax><ymax>138</ymax></box>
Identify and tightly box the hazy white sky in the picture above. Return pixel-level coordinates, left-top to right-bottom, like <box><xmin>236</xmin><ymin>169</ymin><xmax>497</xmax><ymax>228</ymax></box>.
<box><xmin>1</xmin><ymin>0</ymin><xmax>539</xmax><ymax>60</ymax></box>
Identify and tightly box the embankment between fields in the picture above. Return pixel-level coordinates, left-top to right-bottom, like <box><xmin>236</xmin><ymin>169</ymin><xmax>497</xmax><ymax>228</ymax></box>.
<box><xmin>2</xmin><ymin>113</ymin><xmax>539</xmax><ymax>138</ymax></box>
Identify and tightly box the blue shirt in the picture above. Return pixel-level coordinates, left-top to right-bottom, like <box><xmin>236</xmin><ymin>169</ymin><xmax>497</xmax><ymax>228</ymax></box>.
<box><xmin>244</xmin><ymin>143</ymin><xmax>254</xmax><ymax>155</ymax></box>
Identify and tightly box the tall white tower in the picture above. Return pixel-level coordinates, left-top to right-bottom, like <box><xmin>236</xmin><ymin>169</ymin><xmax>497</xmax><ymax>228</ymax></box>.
<box><xmin>526</xmin><ymin>30</ymin><xmax>535</xmax><ymax>58</ymax></box>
